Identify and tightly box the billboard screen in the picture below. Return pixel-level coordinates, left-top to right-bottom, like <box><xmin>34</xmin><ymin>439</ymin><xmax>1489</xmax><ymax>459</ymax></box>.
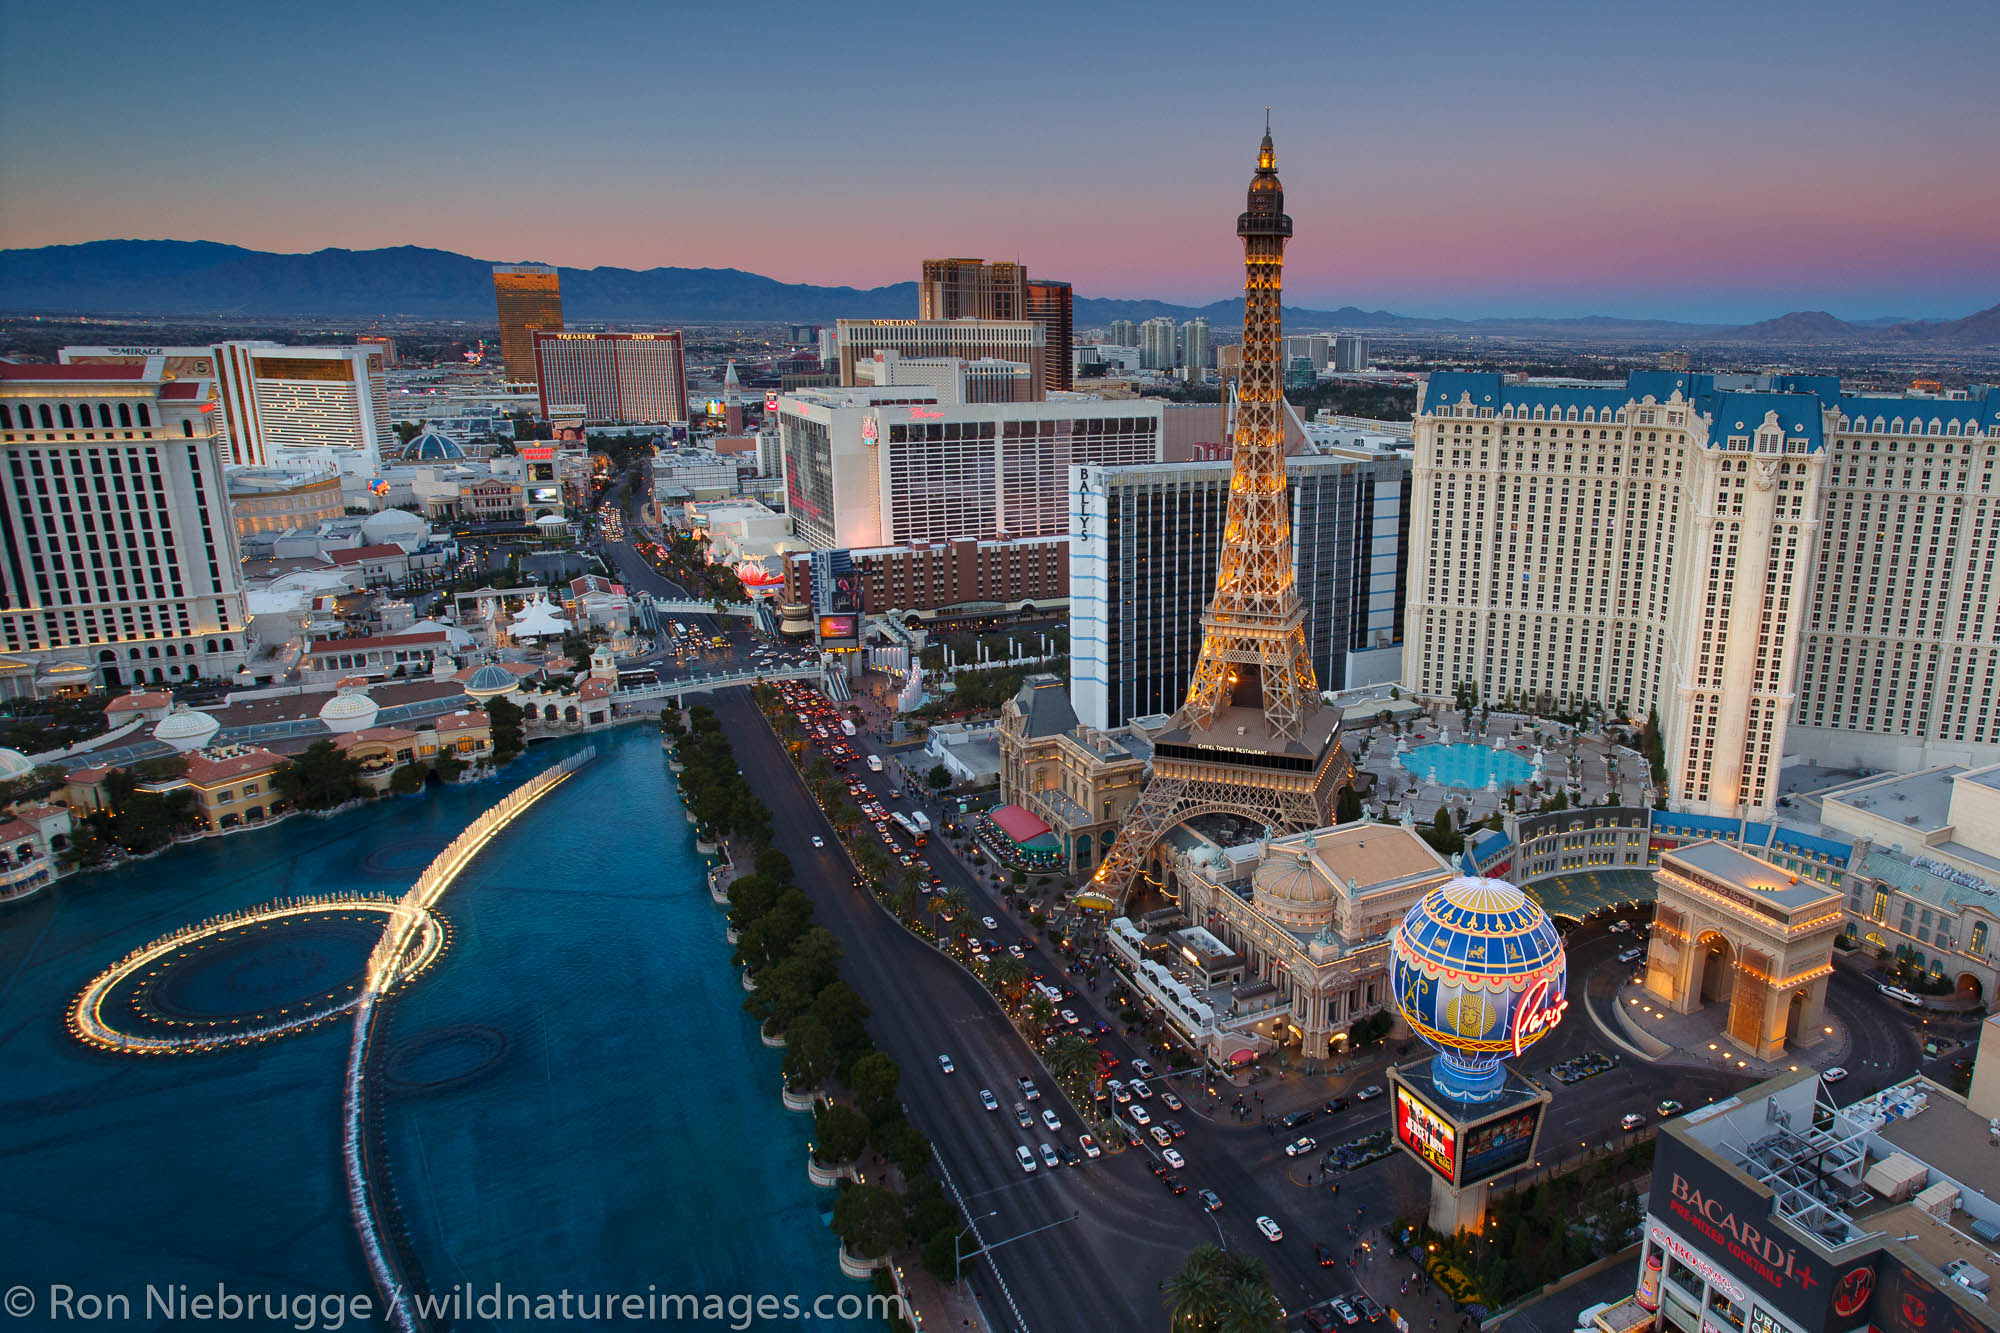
<box><xmin>1459</xmin><ymin>1102</ymin><xmax>1543</xmax><ymax>1185</ymax></box>
<box><xmin>818</xmin><ymin>615</ymin><xmax>858</xmax><ymax>641</ymax></box>
<box><xmin>1394</xmin><ymin>1084</ymin><xmax>1457</xmax><ymax>1183</ymax></box>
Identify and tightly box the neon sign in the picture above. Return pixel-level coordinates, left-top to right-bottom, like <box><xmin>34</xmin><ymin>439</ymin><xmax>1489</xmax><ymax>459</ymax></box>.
<box><xmin>1510</xmin><ymin>975</ymin><xmax>1568</xmax><ymax>1055</ymax></box>
<box><xmin>861</xmin><ymin>417</ymin><xmax>878</xmax><ymax>443</ymax></box>
<box><xmin>909</xmin><ymin>406</ymin><xmax>943</xmax><ymax>420</ymax></box>
<box><xmin>1648</xmin><ymin>1224</ymin><xmax>1750</xmax><ymax>1305</ymax></box>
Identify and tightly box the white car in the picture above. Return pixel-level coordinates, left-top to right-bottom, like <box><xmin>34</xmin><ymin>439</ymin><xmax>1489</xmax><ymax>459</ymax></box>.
<box><xmin>811</xmin><ymin>836</ymin><xmax>825</xmax><ymax>848</ymax></box>
<box><xmin>1060</xmin><ymin>1008</ymin><xmax>1080</xmax><ymax>1026</ymax></box>
<box><xmin>1039</xmin><ymin>1142</ymin><xmax>1060</xmax><ymax>1169</ymax></box>
<box><xmin>1041</xmin><ymin>1107</ymin><xmax>1062</xmax><ymax>1132</ymax></box>
<box><xmin>1256</xmin><ymin>1215</ymin><xmax>1284</xmax><ymax>1243</ymax></box>
<box><xmin>1078</xmin><ymin>1134</ymin><xmax>1101</xmax><ymax>1159</ymax></box>
<box><xmin>1356</xmin><ymin>1085</ymin><xmax>1384</xmax><ymax>1101</ymax></box>
<box><xmin>1150</xmin><ymin>1125</ymin><xmax>1173</xmax><ymax>1147</ymax></box>
<box><xmin>1162</xmin><ymin>1147</ymin><xmax>1186</xmax><ymax>1169</ymax></box>
<box><xmin>1130</xmin><ymin>1079</ymin><xmax>1153</xmax><ymax>1100</ymax></box>
<box><xmin>980</xmin><ymin>1088</ymin><xmax>999</xmax><ymax>1112</ymax></box>
<box><xmin>1617</xmin><ymin>947</ymin><xmax>1643</xmax><ymax>963</ymax></box>
<box><xmin>937</xmin><ymin>1053</ymin><xmax>955</xmax><ymax>1074</ymax></box>
<box><xmin>1285</xmin><ymin>1136</ymin><xmax>1317</xmax><ymax>1157</ymax></box>
<box><xmin>1620</xmin><ymin>1113</ymin><xmax>1646</xmax><ymax>1130</ymax></box>
<box><xmin>1823</xmin><ymin>1066</ymin><xmax>1849</xmax><ymax>1083</ymax></box>
<box><xmin>1016</xmin><ymin>1145</ymin><xmax>1037</xmax><ymax>1173</ymax></box>
<box><xmin>1128</xmin><ymin>1103</ymin><xmax>1152</xmax><ymax>1125</ymax></box>
<box><xmin>1131</xmin><ymin>1058</ymin><xmax>1156</xmax><ymax>1077</ymax></box>
<box><xmin>982</xmin><ymin>916</ymin><xmax>998</xmax><ymax>930</ymax></box>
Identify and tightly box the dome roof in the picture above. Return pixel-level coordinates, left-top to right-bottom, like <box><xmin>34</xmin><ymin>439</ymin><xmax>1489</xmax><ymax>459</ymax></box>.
<box><xmin>1393</xmin><ymin>877</ymin><xmax>1561</xmax><ymax>988</ymax></box>
<box><xmin>393</xmin><ymin>427</ymin><xmax>464</xmax><ymax>461</ymax></box>
<box><xmin>1252</xmin><ymin>845</ymin><xmax>1336</xmax><ymax>930</ymax></box>
<box><xmin>0</xmin><ymin>747</ymin><xmax>35</xmax><ymax>781</ymax></box>
<box><xmin>318</xmin><ymin>691</ymin><xmax>380</xmax><ymax>733</ymax></box>
<box><xmin>465</xmin><ymin>664</ymin><xmax>517</xmax><ymax>699</ymax></box>
<box><xmin>153</xmin><ymin>707</ymin><xmax>221</xmax><ymax>752</ymax></box>
<box><xmin>360</xmin><ymin>508</ymin><xmax>427</xmax><ymax>546</ymax></box>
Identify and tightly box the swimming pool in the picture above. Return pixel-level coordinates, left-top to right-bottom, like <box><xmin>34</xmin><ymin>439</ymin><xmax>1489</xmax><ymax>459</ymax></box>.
<box><xmin>1399</xmin><ymin>742</ymin><xmax>1535</xmax><ymax>790</ymax></box>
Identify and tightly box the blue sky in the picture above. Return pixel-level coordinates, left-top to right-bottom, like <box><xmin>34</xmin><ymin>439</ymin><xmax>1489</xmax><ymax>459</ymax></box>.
<box><xmin>2</xmin><ymin>0</ymin><xmax>1995</xmax><ymax>321</ymax></box>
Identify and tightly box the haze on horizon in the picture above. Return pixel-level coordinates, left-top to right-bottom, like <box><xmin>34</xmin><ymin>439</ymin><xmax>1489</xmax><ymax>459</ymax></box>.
<box><xmin>2</xmin><ymin>0</ymin><xmax>1995</xmax><ymax>325</ymax></box>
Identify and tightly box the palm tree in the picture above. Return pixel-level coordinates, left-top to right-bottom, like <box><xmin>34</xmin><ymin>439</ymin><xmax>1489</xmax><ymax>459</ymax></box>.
<box><xmin>852</xmin><ymin>839</ymin><xmax>886</xmax><ymax>886</ymax></box>
<box><xmin>1163</xmin><ymin>1245</ymin><xmax>1231</xmax><ymax>1331</ymax></box>
<box><xmin>895</xmin><ymin>879</ymin><xmax>923</xmax><ymax>925</ymax></box>
<box><xmin>1026</xmin><ymin>994</ymin><xmax>1056</xmax><ymax>1036</ymax></box>
<box><xmin>988</xmin><ymin>954</ymin><xmax>1029</xmax><ymax>1011</ymax></box>
<box><xmin>939</xmin><ymin>886</ymin><xmax>969</xmax><ymax>924</ymax></box>
<box><xmin>1046</xmin><ymin>1034</ymin><xmax>1094</xmax><ymax>1095</ymax></box>
<box><xmin>1215</xmin><ymin>1278</ymin><xmax>1284</xmax><ymax>1333</ymax></box>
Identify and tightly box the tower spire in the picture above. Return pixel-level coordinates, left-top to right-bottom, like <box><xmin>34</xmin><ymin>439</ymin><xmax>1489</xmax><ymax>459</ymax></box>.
<box><xmin>1082</xmin><ymin>127</ymin><xmax>1347</xmax><ymax>912</ymax></box>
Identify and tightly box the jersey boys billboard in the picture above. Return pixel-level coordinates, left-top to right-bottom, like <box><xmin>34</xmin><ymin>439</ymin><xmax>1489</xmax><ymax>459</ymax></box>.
<box><xmin>1395</xmin><ymin>1085</ymin><xmax>1457</xmax><ymax>1183</ymax></box>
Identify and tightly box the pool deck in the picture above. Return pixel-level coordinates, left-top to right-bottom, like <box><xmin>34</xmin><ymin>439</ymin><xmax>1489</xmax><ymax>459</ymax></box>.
<box><xmin>1350</xmin><ymin>708</ymin><xmax>1654</xmax><ymax>826</ymax></box>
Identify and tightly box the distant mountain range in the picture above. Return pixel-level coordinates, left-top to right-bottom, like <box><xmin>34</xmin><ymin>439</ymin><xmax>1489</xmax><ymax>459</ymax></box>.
<box><xmin>1</xmin><ymin>239</ymin><xmax>1994</xmax><ymax>348</ymax></box>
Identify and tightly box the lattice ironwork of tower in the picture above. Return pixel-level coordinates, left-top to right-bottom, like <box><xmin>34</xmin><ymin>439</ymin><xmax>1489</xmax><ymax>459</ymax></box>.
<box><xmin>1085</xmin><ymin>124</ymin><xmax>1350</xmax><ymax>912</ymax></box>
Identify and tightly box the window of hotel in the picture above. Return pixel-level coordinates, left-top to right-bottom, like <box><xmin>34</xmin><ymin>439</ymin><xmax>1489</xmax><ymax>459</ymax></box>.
<box><xmin>1706</xmin><ymin>1290</ymin><xmax>1745</xmax><ymax>1332</ymax></box>
<box><xmin>1664</xmin><ymin>1254</ymin><xmax>1701</xmax><ymax>1297</ymax></box>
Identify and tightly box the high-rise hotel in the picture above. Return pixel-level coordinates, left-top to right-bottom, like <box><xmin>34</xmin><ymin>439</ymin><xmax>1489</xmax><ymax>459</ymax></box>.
<box><xmin>918</xmin><ymin>258</ymin><xmax>1075</xmax><ymax>392</ymax></box>
<box><xmin>835</xmin><ymin>319</ymin><xmax>1049</xmax><ymax>401</ymax></box>
<box><xmin>532</xmin><ymin>331</ymin><xmax>688</xmax><ymax>425</ymax></box>
<box><xmin>0</xmin><ymin>360</ymin><xmax>249</xmax><ymax>686</ymax></box>
<box><xmin>492</xmin><ymin>264</ymin><xmax>564</xmax><ymax>386</ymax></box>
<box><xmin>1403</xmin><ymin>372</ymin><xmax>1999</xmax><ymax>818</ymax></box>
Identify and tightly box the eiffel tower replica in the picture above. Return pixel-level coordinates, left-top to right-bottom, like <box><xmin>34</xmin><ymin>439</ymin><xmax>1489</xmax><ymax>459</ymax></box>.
<box><xmin>1088</xmin><ymin>121</ymin><xmax>1350</xmax><ymax>910</ymax></box>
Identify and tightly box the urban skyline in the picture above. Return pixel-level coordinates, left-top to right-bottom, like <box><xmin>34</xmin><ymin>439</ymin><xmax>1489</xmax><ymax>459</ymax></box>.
<box><xmin>2</xmin><ymin>2</ymin><xmax>1996</xmax><ymax>323</ymax></box>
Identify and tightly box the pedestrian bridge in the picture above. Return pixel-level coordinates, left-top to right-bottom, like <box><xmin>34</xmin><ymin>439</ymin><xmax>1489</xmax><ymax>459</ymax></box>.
<box><xmin>648</xmin><ymin>596</ymin><xmax>761</xmax><ymax>620</ymax></box>
<box><xmin>613</xmin><ymin>663</ymin><xmax>820</xmax><ymax>702</ymax></box>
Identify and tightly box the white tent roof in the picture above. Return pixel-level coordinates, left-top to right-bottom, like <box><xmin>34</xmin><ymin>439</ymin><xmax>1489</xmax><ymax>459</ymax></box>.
<box><xmin>510</xmin><ymin>595</ymin><xmax>570</xmax><ymax>638</ymax></box>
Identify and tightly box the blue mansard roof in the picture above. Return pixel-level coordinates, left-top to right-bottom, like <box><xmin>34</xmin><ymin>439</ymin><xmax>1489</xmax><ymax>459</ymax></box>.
<box><xmin>1837</xmin><ymin>388</ymin><xmax>2000</xmax><ymax>435</ymax></box>
<box><xmin>1421</xmin><ymin>370</ymin><xmax>1836</xmax><ymax>450</ymax></box>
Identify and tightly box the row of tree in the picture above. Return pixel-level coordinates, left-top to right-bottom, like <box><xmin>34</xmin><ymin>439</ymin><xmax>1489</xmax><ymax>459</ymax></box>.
<box><xmin>698</xmin><ymin>701</ymin><xmax>963</xmax><ymax>1287</ymax></box>
<box><xmin>1408</xmin><ymin>1141</ymin><xmax>1648</xmax><ymax>1307</ymax></box>
<box><xmin>664</xmin><ymin>705</ymin><xmax>771</xmax><ymax>842</ymax></box>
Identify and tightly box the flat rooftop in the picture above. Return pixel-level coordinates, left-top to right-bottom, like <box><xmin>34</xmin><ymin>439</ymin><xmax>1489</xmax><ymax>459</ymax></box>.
<box><xmin>1297</xmin><ymin>822</ymin><xmax>1452</xmax><ymax>893</ymax></box>
<box><xmin>1665</xmin><ymin>839</ymin><xmax>1840</xmax><ymax>910</ymax></box>
<box><xmin>1822</xmin><ymin>766</ymin><xmax>1960</xmax><ymax>835</ymax></box>
<box><xmin>1152</xmin><ymin>699</ymin><xmax>1341</xmax><ymax>764</ymax></box>
<box><xmin>1876</xmin><ymin>1084</ymin><xmax>2000</xmax><ymax>1211</ymax></box>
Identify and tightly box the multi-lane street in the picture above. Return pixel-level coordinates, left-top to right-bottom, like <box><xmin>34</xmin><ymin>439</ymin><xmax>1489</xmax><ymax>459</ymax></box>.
<box><xmin>607</xmin><ymin>470</ymin><xmax>1946</xmax><ymax>1329</ymax></box>
<box><xmin>703</xmin><ymin>680</ymin><xmax>1959</xmax><ymax>1332</ymax></box>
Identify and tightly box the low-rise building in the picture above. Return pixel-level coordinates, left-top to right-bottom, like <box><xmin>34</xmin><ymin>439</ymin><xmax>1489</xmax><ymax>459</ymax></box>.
<box><xmin>180</xmin><ymin>745</ymin><xmax>289</xmax><ymax>830</ymax></box>
<box><xmin>1638</xmin><ymin>1072</ymin><xmax>2000</xmax><ymax>1333</ymax></box>
<box><xmin>227</xmin><ymin>466</ymin><xmax>345</xmax><ymax>539</ymax></box>
<box><xmin>463</xmin><ymin>477</ymin><xmax>524</xmax><ymax>522</ymax></box>
<box><xmin>0</xmin><ymin>804</ymin><xmax>72</xmax><ymax>902</ymax></box>
<box><xmin>779</xmin><ymin>535</ymin><xmax>1070</xmax><ymax>618</ymax></box>
<box><xmin>995</xmin><ymin>673</ymin><xmax>1145</xmax><ymax>874</ymax></box>
<box><xmin>302</xmin><ymin>629</ymin><xmax>451</xmax><ymax>684</ymax></box>
<box><xmin>1124</xmin><ymin>819</ymin><xmax>1454</xmax><ymax>1060</ymax></box>
<box><xmin>924</xmin><ymin>722</ymin><xmax>1002</xmax><ymax>787</ymax></box>
<box><xmin>326</xmin><ymin>543</ymin><xmax>412</xmax><ymax>588</ymax></box>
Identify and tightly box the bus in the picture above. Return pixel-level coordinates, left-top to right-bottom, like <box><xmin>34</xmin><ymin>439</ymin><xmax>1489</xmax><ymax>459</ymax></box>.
<box><xmin>892</xmin><ymin>812</ymin><xmax>927</xmax><ymax>846</ymax></box>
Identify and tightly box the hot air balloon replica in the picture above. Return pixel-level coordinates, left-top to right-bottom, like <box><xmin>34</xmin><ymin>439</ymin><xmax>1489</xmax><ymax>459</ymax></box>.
<box><xmin>1388</xmin><ymin>875</ymin><xmax>1566</xmax><ymax>1232</ymax></box>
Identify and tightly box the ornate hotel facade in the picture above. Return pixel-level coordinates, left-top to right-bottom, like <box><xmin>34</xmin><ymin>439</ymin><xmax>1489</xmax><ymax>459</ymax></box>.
<box><xmin>1405</xmin><ymin>374</ymin><xmax>1999</xmax><ymax>818</ymax></box>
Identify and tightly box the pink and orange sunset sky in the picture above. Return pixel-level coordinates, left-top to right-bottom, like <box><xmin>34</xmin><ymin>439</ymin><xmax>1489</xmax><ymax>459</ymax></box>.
<box><xmin>2</xmin><ymin>0</ymin><xmax>1995</xmax><ymax>323</ymax></box>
